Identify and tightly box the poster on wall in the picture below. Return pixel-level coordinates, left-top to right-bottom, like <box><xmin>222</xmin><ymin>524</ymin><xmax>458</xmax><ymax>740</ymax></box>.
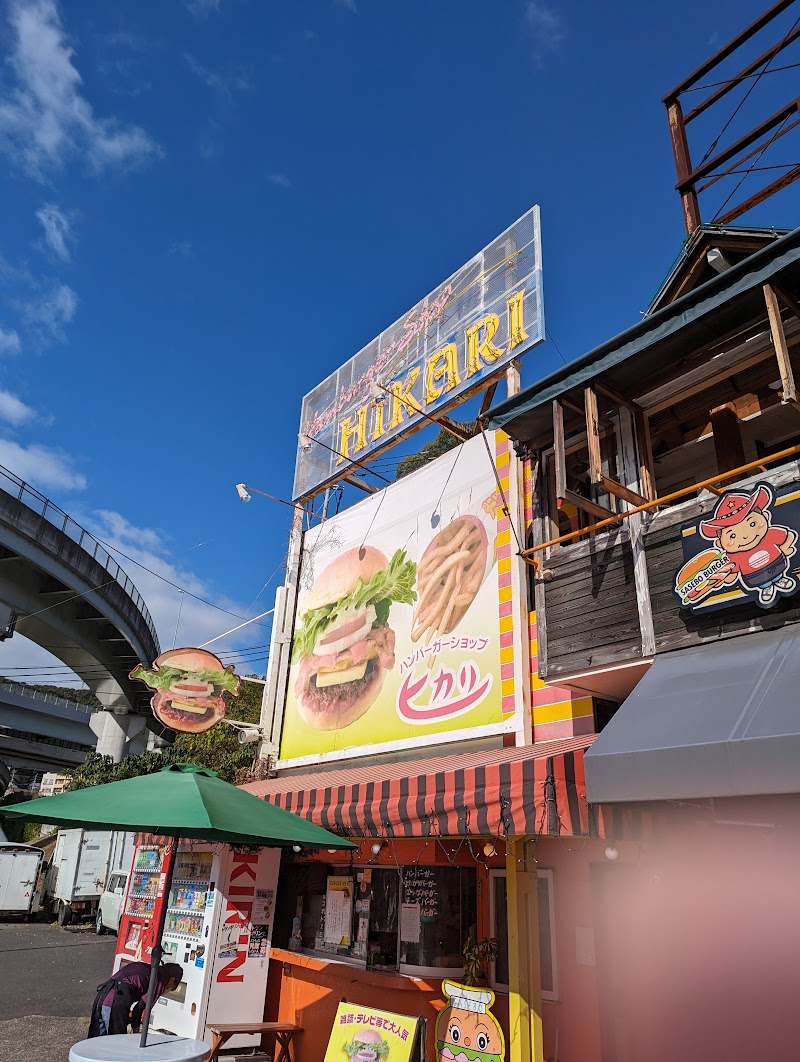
<box><xmin>280</xmin><ymin>432</ymin><xmax>505</xmax><ymax>764</ymax></box>
<box><xmin>674</xmin><ymin>481</ymin><xmax>800</xmax><ymax>613</ymax></box>
<box><xmin>323</xmin><ymin>1002</ymin><xmax>420</xmax><ymax>1062</ymax></box>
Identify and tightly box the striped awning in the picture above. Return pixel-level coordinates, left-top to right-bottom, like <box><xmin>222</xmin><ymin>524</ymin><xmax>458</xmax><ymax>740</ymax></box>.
<box><xmin>242</xmin><ymin>736</ymin><xmax>597</xmax><ymax>839</ymax></box>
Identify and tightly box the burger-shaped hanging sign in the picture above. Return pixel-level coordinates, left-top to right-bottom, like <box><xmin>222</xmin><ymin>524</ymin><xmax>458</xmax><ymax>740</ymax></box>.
<box><xmin>130</xmin><ymin>648</ymin><xmax>241</xmax><ymax>734</ymax></box>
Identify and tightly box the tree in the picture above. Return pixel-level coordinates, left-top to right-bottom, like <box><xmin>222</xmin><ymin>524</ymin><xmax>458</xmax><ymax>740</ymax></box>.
<box><xmin>65</xmin><ymin>677</ymin><xmax>265</xmax><ymax>789</ymax></box>
<box><xmin>395</xmin><ymin>423</ymin><xmax>477</xmax><ymax>480</ymax></box>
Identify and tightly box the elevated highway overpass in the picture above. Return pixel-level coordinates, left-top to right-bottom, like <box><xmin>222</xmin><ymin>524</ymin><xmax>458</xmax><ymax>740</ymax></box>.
<box><xmin>0</xmin><ymin>465</ymin><xmax>161</xmax><ymax>760</ymax></box>
<box><xmin>0</xmin><ymin>680</ymin><xmax>97</xmax><ymax>774</ymax></box>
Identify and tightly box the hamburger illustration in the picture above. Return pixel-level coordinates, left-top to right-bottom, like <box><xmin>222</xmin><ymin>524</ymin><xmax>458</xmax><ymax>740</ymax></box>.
<box><xmin>674</xmin><ymin>547</ymin><xmax>737</xmax><ymax>606</ymax></box>
<box><xmin>344</xmin><ymin>1028</ymin><xmax>390</xmax><ymax>1062</ymax></box>
<box><xmin>292</xmin><ymin>546</ymin><xmax>416</xmax><ymax>731</ymax></box>
<box><xmin>131</xmin><ymin>648</ymin><xmax>240</xmax><ymax>734</ymax></box>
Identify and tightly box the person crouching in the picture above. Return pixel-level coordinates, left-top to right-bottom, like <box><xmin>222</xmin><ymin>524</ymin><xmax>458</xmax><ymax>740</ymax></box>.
<box><xmin>88</xmin><ymin>961</ymin><xmax>183</xmax><ymax>1037</ymax></box>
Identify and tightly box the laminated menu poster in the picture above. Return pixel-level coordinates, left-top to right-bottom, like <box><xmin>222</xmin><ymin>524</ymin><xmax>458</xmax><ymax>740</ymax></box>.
<box><xmin>324</xmin><ymin>877</ymin><xmax>354</xmax><ymax>946</ymax></box>
<box><xmin>324</xmin><ymin>1002</ymin><xmax>419</xmax><ymax>1062</ymax></box>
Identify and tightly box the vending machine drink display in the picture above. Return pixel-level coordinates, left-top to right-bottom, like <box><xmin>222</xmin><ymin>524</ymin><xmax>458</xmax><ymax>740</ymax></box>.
<box><xmin>117</xmin><ymin>842</ymin><xmax>168</xmax><ymax>959</ymax></box>
<box><xmin>115</xmin><ymin>839</ymin><xmax>280</xmax><ymax>1051</ymax></box>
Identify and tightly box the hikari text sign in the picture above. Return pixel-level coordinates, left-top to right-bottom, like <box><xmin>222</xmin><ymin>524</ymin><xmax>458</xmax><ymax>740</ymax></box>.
<box><xmin>293</xmin><ymin>207</ymin><xmax>543</xmax><ymax>500</ymax></box>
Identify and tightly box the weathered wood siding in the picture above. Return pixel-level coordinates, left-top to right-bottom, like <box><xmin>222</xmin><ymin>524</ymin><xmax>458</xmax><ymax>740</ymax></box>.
<box><xmin>540</xmin><ymin>526</ymin><xmax>643</xmax><ymax>678</ymax></box>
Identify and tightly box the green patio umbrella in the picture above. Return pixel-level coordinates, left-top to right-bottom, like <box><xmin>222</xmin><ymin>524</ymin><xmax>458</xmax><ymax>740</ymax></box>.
<box><xmin>3</xmin><ymin>763</ymin><xmax>354</xmax><ymax>1049</ymax></box>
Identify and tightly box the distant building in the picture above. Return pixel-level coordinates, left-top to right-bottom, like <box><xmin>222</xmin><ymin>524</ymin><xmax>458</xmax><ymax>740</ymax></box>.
<box><xmin>38</xmin><ymin>772</ymin><xmax>70</xmax><ymax>797</ymax></box>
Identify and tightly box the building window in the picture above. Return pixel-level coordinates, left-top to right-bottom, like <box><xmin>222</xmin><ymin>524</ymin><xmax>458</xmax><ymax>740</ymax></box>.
<box><xmin>276</xmin><ymin>860</ymin><xmax>477</xmax><ymax>977</ymax></box>
<box><xmin>490</xmin><ymin>869</ymin><xmax>558</xmax><ymax>1000</ymax></box>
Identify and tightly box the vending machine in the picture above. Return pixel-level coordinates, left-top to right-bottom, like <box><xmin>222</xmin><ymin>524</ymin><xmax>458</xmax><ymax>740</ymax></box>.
<box><xmin>116</xmin><ymin>840</ymin><xmax>280</xmax><ymax>1051</ymax></box>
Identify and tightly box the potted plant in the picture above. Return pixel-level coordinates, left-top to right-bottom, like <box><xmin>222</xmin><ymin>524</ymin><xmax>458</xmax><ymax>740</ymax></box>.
<box><xmin>462</xmin><ymin>935</ymin><xmax>498</xmax><ymax>985</ymax></box>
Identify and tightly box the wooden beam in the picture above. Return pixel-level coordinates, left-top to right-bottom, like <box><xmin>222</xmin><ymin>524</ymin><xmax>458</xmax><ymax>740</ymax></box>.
<box><xmin>634</xmin><ymin>407</ymin><xmax>656</xmax><ymax>501</ymax></box>
<box><xmin>342</xmin><ymin>473</ymin><xmax>379</xmax><ymax>494</ymax></box>
<box><xmin>774</xmin><ymin>284</ymin><xmax>800</xmax><ymax>323</ymax></box>
<box><xmin>594</xmin><ymin>380</ymin><xmax>641</xmax><ymax>413</ymax></box>
<box><xmin>710</xmin><ymin>402</ymin><xmax>746</xmax><ymax>474</ymax></box>
<box><xmin>478</xmin><ymin>380</ymin><xmax>499</xmax><ymax>418</ymax></box>
<box><xmin>584</xmin><ymin>386</ymin><xmax>603</xmax><ymax>485</ymax></box>
<box><xmin>561</xmin><ymin>487</ymin><xmax>615</xmax><ymax>521</ymax></box>
<box><xmin>435</xmin><ymin>415</ymin><xmax>474</xmax><ymax>442</ymax></box>
<box><xmin>599</xmin><ymin>475</ymin><xmax>648</xmax><ymax>508</ymax></box>
<box><xmin>562</xmin><ymin>395</ymin><xmax>585</xmax><ymax>418</ymax></box>
<box><xmin>764</xmin><ymin>282</ymin><xmax>797</xmax><ymax>402</ymax></box>
<box><xmin>553</xmin><ymin>400</ymin><xmax>567</xmax><ymax>503</ymax></box>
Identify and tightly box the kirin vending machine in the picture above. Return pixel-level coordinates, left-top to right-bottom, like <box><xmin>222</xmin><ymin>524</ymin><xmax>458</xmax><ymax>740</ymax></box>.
<box><xmin>116</xmin><ymin>839</ymin><xmax>280</xmax><ymax>1051</ymax></box>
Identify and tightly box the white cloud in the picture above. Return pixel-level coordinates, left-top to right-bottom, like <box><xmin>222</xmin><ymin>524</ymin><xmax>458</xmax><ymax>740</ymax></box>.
<box><xmin>35</xmin><ymin>202</ymin><xmax>75</xmax><ymax>261</ymax></box>
<box><xmin>24</xmin><ymin>282</ymin><xmax>77</xmax><ymax>340</ymax></box>
<box><xmin>335</xmin><ymin>0</ymin><xmax>357</xmax><ymax>12</ymax></box>
<box><xmin>0</xmin><ymin>438</ymin><xmax>86</xmax><ymax>490</ymax></box>
<box><xmin>0</xmin><ymin>0</ymin><xmax>161</xmax><ymax>177</ymax></box>
<box><xmin>523</xmin><ymin>1</ymin><xmax>565</xmax><ymax>62</ymax></box>
<box><xmin>88</xmin><ymin>510</ymin><xmax>271</xmax><ymax>662</ymax></box>
<box><xmin>268</xmin><ymin>173</ymin><xmax>291</xmax><ymax>188</ymax></box>
<box><xmin>168</xmin><ymin>239</ymin><xmax>193</xmax><ymax>260</ymax></box>
<box><xmin>185</xmin><ymin>0</ymin><xmax>221</xmax><ymax>18</ymax></box>
<box><xmin>0</xmin><ymin>389</ymin><xmax>36</xmax><ymax>426</ymax></box>
<box><xmin>0</xmin><ymin>327</ymin><xmax>21</xmax><ymax>354</ymax></box>
<box><xmin>184</xmin><ymin>54</ymin><xmax>249</xmax><ymax>98</ymax></box>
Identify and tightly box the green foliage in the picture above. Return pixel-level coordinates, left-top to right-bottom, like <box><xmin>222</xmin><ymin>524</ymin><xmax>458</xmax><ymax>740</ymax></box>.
<box><xmin>462</xmin><ymin>936</ymin><xmax>498</xmax><ymax>985</ymax></box>
<box><xmin>291</xmin><ymin>549</ymin><xmax>417</xmax><ymax>662</ymax></box>
<box><xmin>395</xmin><ymin>423</ymin><xmax>477</xmax><ymax>480</ymax></box>
<box><xmin>0</xmin><ymin>791</ymin><xmax>45</xmax><ymax>841</ymax></box>
<box><xmin>66</xmin><ymin>677</ymin><xmax>265</xmax><ymax>789</ymax></box>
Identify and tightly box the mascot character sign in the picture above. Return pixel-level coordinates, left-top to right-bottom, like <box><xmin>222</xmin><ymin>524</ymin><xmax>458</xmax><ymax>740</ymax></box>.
<box><xmin>436</xmin><ymin>981</ymin><xmax>505</xmax><ymax>1062</ymax></box>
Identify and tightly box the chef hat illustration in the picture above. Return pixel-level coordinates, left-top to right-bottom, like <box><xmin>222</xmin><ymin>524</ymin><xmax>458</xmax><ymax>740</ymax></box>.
<box><xmin>442</xmin><ymin>981</ymin><xmax>494</xmax><ymax>1014</ymax></box>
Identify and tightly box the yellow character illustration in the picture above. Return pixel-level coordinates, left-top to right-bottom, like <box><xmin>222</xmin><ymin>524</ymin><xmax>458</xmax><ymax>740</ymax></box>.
<box><xmin>436</xmin><ymin>981</ymin><xmax>505</xmax><ymax>1062</ymax></box>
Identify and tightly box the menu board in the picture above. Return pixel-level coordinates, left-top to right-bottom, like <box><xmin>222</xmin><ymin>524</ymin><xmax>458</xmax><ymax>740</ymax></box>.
<box><xmin>402</xmin><ymin>867</ymin><xmax>440</xmax><ymax>922</ymax></box>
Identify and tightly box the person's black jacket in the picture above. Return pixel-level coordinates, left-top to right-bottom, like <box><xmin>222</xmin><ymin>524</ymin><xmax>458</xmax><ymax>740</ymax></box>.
<box><xmin>88</xmin><ymin>975</ymin><xmax>137</xmax><ymax>1037</ymax></box>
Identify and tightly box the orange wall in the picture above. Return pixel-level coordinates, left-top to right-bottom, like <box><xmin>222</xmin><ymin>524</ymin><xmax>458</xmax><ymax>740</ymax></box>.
<box><xmin>261</xmin><ymin>836</ymin><xmax>618</xmax><ymax>1062</ymax></box>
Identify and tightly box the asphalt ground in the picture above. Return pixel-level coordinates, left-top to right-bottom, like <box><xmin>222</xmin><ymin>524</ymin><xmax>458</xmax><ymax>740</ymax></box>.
<box><xmin>0</xmin><ymin>916</ymin><xmax>116</xmax><ymax>1062</ymax></box>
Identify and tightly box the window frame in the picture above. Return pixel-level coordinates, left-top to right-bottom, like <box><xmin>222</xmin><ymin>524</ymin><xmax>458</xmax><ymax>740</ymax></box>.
<box><xmin>489</xmin><ymin>868</ymin><xmax>559</xmax><ymax>1002</ymax></box>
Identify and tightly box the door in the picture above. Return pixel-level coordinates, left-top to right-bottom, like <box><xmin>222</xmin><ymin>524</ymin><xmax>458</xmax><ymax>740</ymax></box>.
<box><xmin>110</xmin><ymin>874</ymin><xmax>127</xmax><ymax>929</ymax></box>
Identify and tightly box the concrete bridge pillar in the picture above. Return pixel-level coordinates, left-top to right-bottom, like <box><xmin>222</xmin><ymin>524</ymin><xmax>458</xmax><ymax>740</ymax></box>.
<box><xmin>89</xmin><ymin>711</ymin><xmax>146</xmax><ymax>763</ymax></box>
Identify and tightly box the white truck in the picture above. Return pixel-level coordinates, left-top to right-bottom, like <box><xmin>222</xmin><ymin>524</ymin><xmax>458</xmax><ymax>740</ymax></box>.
<box><xmin>0</xmin><ymin>842</ymin><xmax>45</xmax><ymax>918</ymax></box>
<box><xmin>45</xmin><ymin>829</ymin><xmax>134</xmax><ymax>926</ymax></box>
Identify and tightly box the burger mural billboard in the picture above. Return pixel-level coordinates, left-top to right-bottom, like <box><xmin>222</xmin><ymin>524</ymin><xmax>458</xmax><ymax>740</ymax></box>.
<box><xmin>131</xmin><ymin>648</ymin><xmax>241</xmax><ymax>734</ymax></box>
<box><xmin>279</xmin><ymin>433</ymin><xmax>506</xmax><ymax>764</ymax></box>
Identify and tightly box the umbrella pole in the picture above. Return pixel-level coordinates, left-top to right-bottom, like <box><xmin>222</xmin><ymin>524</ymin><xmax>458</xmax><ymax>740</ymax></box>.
<box><xmin>139</xmin><ymin>837</ymin><xmax>177</xmax><ymax>1049</ymax></box>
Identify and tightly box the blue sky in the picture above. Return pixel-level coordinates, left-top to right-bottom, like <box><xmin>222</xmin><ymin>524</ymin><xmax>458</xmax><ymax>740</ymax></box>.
<box><xmin>0</xmin><ymin>0</ymin><xmax>798</xmax><ymax>685</ymax></box>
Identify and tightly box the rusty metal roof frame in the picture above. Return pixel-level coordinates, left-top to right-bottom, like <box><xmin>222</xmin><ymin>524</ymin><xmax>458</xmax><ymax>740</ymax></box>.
<box><xmin>485</xmin><ymin>225</ymin><xmax>800</xmax><ymax>443</ymax></box>
<box><xmin>664</xmin><ymin>0</ymin><xmax>800</xmax><ymax>235</ymax></box>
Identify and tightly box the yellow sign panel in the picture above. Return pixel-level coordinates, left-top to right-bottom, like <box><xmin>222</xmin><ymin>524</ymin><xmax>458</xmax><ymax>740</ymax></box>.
<box><xmin>280</xmin><ymin>433</ymin><xmax>504</xmax><ymax>763</ymax></box>
<box><xmin>324</xmin><ymin>1002</ymin><xmax>419</xmax><ymax>1062</ymax></box>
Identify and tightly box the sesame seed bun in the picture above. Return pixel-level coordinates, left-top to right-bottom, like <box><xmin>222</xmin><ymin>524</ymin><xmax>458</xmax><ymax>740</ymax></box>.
<box><xmin>300</xmin><ymin>546</ymin><xmax>388</xmax><ymax>616</ymax></box>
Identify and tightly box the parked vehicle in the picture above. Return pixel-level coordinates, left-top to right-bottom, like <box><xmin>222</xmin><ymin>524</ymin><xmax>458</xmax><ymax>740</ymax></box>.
<box><xmin>96</xmin><ymin>869</ymin><xmax>128</xmax><ymax>935</ymax></box>
<box><xmin>45</xmin><ymin>829</ymin><xmax>134</xmax><ymax>926</ymax></box>
<box><xmin>0</xmin><ymin>842</ymin><xmax>44</xmax><ymax>918</ymax></box>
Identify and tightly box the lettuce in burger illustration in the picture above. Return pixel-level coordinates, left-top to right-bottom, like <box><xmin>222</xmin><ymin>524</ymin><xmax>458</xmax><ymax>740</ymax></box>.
<box><xmin>344</xmin><ymin>1028</ymin><xmax>391</xmax><ymax>1062</ymax></box>
<box><xmin>292</xmin><ymin>546</ymin><xmax>416</xmax><ymax>731</ymax></box>
<box><xmin>131</xmin><ymin>648</ymin><xmax>240</xmax><ymax>734</ymax></box>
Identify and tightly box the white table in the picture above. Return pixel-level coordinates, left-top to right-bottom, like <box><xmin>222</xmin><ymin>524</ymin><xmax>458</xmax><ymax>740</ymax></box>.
<box><xmin>69</xmin><ymin>1033</ymin><xmax>210</xmax><ymax>1061</ymax></box>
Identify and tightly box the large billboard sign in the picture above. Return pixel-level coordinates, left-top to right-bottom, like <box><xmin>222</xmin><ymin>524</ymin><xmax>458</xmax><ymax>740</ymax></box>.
<box><xmin>280</xmin><ymin>433</ymin><xmax>506</xmax><ymax>765</ymax></box>
<box><xmin>674</xmin><ymin>481</ymin><xmax>800</xmax><ymax>612</ymax></box>
<box><xmin>293</xmin><ymin>207</ymin><xmax>543</xmax><ymax>500</ymax></box>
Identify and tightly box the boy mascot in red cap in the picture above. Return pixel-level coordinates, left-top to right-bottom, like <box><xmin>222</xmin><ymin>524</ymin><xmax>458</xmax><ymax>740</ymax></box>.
<box><xmin>700</xmin><ymin>483</ymin><xmax>797</xmax><ymax>607</ymax></box>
